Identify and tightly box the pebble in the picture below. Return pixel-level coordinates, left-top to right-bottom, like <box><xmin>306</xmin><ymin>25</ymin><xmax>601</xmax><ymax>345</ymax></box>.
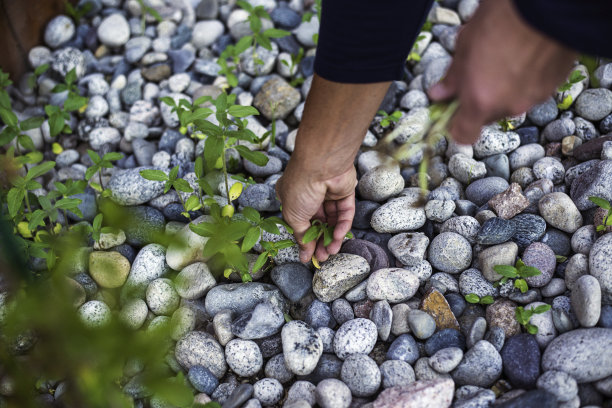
<box><xmin>522</xmin><ymin>242</ymin><xmax>556</xmax><ymax>288</ymax></box>
<box><xmin>231</xmin><ymin>301</ymin><xmax>285</xmax><ymax>339</ymax></box>
<box><xmin>174</xmin><ymin>262</ymin><xmax>216</xmax><ymax>300</ymax></box>
<box><xmin>366</xmin><ymin>267</ymin><xmax>420</xmax><ymax>303</ymax></box>
<box><xmin>571</xmin><ymin>275</ymin><xmax>601</xmax><ymax>328</ymax></box>
<box><xmin>370</xmin><ymin>196</ymin><xmax>427</xmax><ymax>233</ymax></box>
<box><xmin>305</xmin><ymin>300</ymin><xmax>335</xmax><ymax>330</ymax></box>
<box><xmin>88</xmin><ymin>251</ymin><xmax>130</xmax><ymax>289</ymax></box>
<box><xmin>528</xmin><ymin>98</ymin><xmax>558</xmax><ymax>126</ymax></box>
<box><xmin>458</xmin><ymin>268</ymin><xmax>497</xmax><ymax>298</ymax></box>
<box><xmin>488</xmin><ymin>182</ymin><xmax>530</xmax><ymax>220</ymax></box>
<box><xmin>379</xmin><ymin>360</ymin><xmax>415</xmax><ymax>389</ymax></box>
<box><xmin>448</xmin><ymin>154</ymin><xmax>486</xmax><ymax>184</ymax></box>
<box><xmin>407</xmin><ymin>310</ymin><xmax>436</xmax><ymax>340</ymax></box>
<box><xmin>501</xmin><ymin>333</ymin><xmax>541</xmax><ymax>389</ymax></box>
<box><xmin>341</xmin><ymin>239</ymin><xmax>389</xmax><ymax>272</ymax></box>
<box><xmin>286</xmin><ymin>381</ymin><xmax>316</xmax><ymax>406</ymax></box>
<box><xmin>119</xmin><ymin>298</ymin><xmax>148</xmax><ymax>330</ymax></box>
<box><xmin>542</xmin><ymin>328</ymin><xmax>612</xmax><ymax>383</ymax></box>
<box><xmin>429</xmin><ymin>347</ymin><xmax>463</xmax><ymax>373</ymax></box>
<box><xmin>282</xmin><ymin>321</ymin><xmax>323</xmax><ymax>375</ymax></box>
<box><xmin>108</xmin><ymin>167</ymin><xmax>165</xmax><ymax>206</ymax></box>
<box><xmin>372</xmin><ymin>378</ymin><xmax>454</xmax><ymax>408</ymax></box>
<box><xmin>466</xmin><ymin>317</ymin><xmax>487</xmax><ymax>349</ymax></box>
<box><xmin>222</xmin><ymin>383</ymin><xmax>253</xmax><ymax>408</ymax></box>
<box><xmin>451</xmin><ymin>340</ymin><xmax>502</xmax><ymax>387</ymax></box>
<box><xmin>225</xmin><ymin>339</ymin><xmax>263</xmax><ymax>377</ymax></box>
<box><xmin>315</xmin><ymin>379</ymin><xmax>352</xmax><ymax>408</ymax></box>
<box><xmin>370</xmin><ymin>300</ymin><xmax>393</xmax><ymax>341</ymax></box>
<box><xmin>78</xmin><ymin>300</ymin><xmax>111</xmax><ymax>328</ymax></box>
<box><xmin>542</xmin><ymin>117</ymin><xmax>575</xmax><ymax>142</ymax></box>
<box><xmin>97</xmin><ymin>13</ymin><xmax>130</xmax><ymax>48</ymax></box>
<box><xmin>425</xmin><ymin>328</ymin><xmax>466</xmax><ymax>356</ymax></box>
<box><xmin>421</xmin><ymin>288</ymin><xmax>461</xmax><ymax>330</ymax></box>
<box><xmin>205</xmin><ymin>282</ymin><xmax>287</xmax><ymax>317</ymax></box>
<box><xmin>340</xmin><ymin>354</ymin><xmax>381</xmax><ymax>397</ymax></box>
<box><xmin>313</xmin><ymin>254</ymin><xmax>370</xmax><ymax>303</ymax></box>
<box><xmin>358</xmin><ymin>166</ymin><xmax>405</xmax><ymax>202</ymax></box>
<box><xmin>537</xmin><ymin>370</ymin><xmax>578</xmax><ymax>403</ymax></box>
<box><xmin>571</xmin><ymin>160</ymin><xmax>612</xmax><ymax>211</ymax></box>
<box><xmin>511</xmin><ymin>213</ymin><xmax>547</xmax><ymax>249</ymax></box>
<box><xmin>465</xmin><ymin>177</ymin><xmax>509</xmax><ymax>206</ymax></box>
<box><xmin>122</xmin><ymin>244</ymin><xmax>169</xmax><ymax>300</ymax></box>
<box><xmin>192</xmin><ymin>20</ymin><xmax>224</xmax><ymax>48</ymax></box>
<box><xmin>188</xmin><ymin>365</ymin><xmax>219</xmax><ymax>394</ymax></box>
<box><xmin>166</xmin><ymin>217</ymin><xmax>210</xmax><ymax>271</ymax></box>
<box><xmin>253</xmin><ymin>378</ymin><xmax>283</xmax><ymax>406</ymax></box>
<box><xmin>538</xmin><ymin>192</ymin><xmax>583</xmax><ymax>233</ymax></box>
<box><xmin>496</xmin><ymin>390</ymin><xmax>558</xmax><ymax>408</ymax></box>
<box><xmin>473</xmin><ymin>127</ymin><xmax>520</xmax><ymax>159</ymax></box>
<box><xmin>477</xmin><ymin>241</ymin><xmax>518</xmax><ymax>282</ymax></box>
<box><xmin>427</xmin><ymin>232</ymin><xmax>472</xmax><ymax>274</ymax></box>
<box><xmin>574</xmin><ymin>88</ymin><xmax>612</xmax><ymax>121</ymax></box>
<box><xmin>254</xmin><ymin>77</ymin><xmax>301</xmax><ymax>120</ymax></box>
<box><xmin>45</xmin><ymin>15</ymin><xmax>75</xmax><ymax>48</ymax></box>
<box><xmin>589</xmin><ymin>233</ymin><xmax>612</xmax><ymax>303</ymax></box>
<box><xmin>386</xmin><ymin>334</ymin><xmax>420</xmax><ymax>364</ymax></box>
<box><xmin>146</xmin><ymin>278</ymin><xmax>180</xmax><ymax>316</ymax></box>
<box><xmin>175</xmin><ymin>331</ymin><xmax>227</xmax><ymax>378</ymax></box>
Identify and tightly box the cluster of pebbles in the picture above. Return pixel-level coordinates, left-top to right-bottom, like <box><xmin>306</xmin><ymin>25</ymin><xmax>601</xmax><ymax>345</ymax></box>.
<box><xmin>2</xmin><ymin>0</ymin><xmax>612</xmax><ymax>406</ymax></box>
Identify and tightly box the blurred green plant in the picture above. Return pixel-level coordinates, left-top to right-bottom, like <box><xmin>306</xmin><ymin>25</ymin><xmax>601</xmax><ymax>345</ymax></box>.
<box><xmin>493</xmin><ymin>258</ymin><xmax>542</xmax><ymax>294</ymax></box>
<box><xmin>515</xmin><ymin>304</ymin><xmax>552</xmax><ymax>335</ymax></box>
<box><xmin>589</xmin><ymin>196</ymin><xmax>612</xmax><ymax>232</ymax></box>
<box><xmin>557</xmin><ymin>69</ymin><xmax>586</xmax><ymax>110</ymax></box>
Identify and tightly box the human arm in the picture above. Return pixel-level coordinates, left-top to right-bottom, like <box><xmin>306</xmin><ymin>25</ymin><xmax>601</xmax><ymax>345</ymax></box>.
<box><xmin>275</xmin><ymin>75</ymin><xmax>391</xmax><ymax>263</ymax></box>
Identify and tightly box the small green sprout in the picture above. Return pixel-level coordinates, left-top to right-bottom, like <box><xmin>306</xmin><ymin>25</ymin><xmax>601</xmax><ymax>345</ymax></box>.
<box><xmin>464</xmin><ymin>294</ymin><xmax>494</xmax><ymax>305</ymax></box>
<box><xmin>377</xmin><ymin>110</ymin><xmax>402</xmax><ymax>128</ymax></box>
<box><xmin>588</xmin><ymin>196</ymin><xmax>612</xmax><ymax>232</ymax></box>
<box><xmin>515</xmin><ymin>304</ymin><xmax>552</xmax><ymax>334</ymax></box>
<box><xmin>302</xmin><ymin>219</ymin><xmax>354</xmax><ymax>246</ymax></box>
<box><xmin>85</xmin><ymin>149</ymin><xmax>124</xmax><ymax>192</ymax></box>
<box><xmin>493</xmin><ymin>258</ymin><xmax>542</xmax><ymax>293</ymax></box>
<box><xmin>557</xmin><ymin>69</ymin><xmax>586</xmax><ymax>110</ymax></box>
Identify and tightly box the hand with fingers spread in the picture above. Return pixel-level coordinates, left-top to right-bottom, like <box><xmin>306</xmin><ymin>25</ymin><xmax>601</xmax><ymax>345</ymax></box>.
<box><xmin>428</xmin><ymin>0</ymin><xmax>577</xmax><ymax>144</ymax></box>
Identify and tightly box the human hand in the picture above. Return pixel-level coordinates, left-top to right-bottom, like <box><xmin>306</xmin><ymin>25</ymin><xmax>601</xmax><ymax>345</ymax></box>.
<box><xmin>428</xmin><ymin>0</ymin><xmax>577</xmax><ymax>144</ymax></box>
<box><xmin>276</xmin><ymin>162</ymin><xmax>357</xmax><ymax>263</ymax></box>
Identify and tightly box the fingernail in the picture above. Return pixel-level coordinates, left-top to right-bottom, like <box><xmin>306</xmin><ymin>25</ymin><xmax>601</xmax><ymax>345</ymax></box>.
<box><xmin>299</xmin><ymin>251</ymin><xmax>308</xmax><ymax>263</ymax></box>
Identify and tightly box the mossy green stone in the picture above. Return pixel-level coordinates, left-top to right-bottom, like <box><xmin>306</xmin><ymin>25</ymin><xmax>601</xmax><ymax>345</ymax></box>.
<box><xmin>89</xmin><ymin>251</ymin><xmax>130</xmax><ymax>289</ymax></box>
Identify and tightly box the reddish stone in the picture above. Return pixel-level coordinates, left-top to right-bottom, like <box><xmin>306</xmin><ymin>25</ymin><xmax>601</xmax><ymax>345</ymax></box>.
<box><xmin>488</xmin><ymin>183</ymin><xmax>530</xmax><ymax>220</ymax></box>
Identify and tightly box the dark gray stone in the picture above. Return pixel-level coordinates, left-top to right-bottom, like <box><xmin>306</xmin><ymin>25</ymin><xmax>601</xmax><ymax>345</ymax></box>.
<box><xmin>500</xmin><ymin>334</ymin><xmax>541</xmax><ymax>389</ymax></box>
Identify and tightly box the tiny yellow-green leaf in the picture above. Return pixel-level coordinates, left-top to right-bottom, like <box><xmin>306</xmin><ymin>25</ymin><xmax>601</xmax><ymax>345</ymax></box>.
<box><xmin>52</xmin><ymin>142</ymin><xmax>63</xmax><ymax>155</ymax></box>
<box><xmin>214</xmin><ymin>156</ymin><xmax>223</xmax><ymax>169</ymax></box>
<box><xmin>312</xmin><ymin>256</ymin><xmax>320</xmax><ymax>269</ymax></box>
<box><xmin>17</xmin><ymin>221</ymin><xmax>32</xmax><ymax>238</ymax></box>
<box><xmin>223</xmin><ymin>268</ymin><xmax>233</xmax><ymax>279</ymax></box>
<box><xmin>229</xmin><ymin>182</ymin><xmax>243</xmax><ymax>201</ymax></box>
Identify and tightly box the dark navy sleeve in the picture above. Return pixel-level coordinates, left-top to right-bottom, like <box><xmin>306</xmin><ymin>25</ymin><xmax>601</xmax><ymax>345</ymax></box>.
<box><xmin>313</xmin><ymin>0</ymin><xmax>434</xmax><ymax>83</ymax></box>
<box><xmin>513</xmin><ymin>0</ymin><xmax>612</xmax><ymax>58</ymax></box>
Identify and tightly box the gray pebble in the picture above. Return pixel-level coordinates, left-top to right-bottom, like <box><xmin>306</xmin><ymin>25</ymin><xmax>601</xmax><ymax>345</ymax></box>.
<box><xmin>340</xmin><ymin>354</ymin><xmax>381</xmax><ymax>397</ymax></box>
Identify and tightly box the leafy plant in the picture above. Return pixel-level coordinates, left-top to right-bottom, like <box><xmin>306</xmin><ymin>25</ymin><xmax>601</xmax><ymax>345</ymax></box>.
<box><xmin>493</xmin><ymin>258</ymin><xmax>542</xmax><ymax>294</ymax></box>
<box><xmin>27</xmin><ymin>63</ymin><xmax>49</xmax><ymax>92</ymax></box>
<box><xmin>302</xmin><ymin>0</ymin><xmax>322</xmax><ymax>44</ymax></box>
<box><xmin>406</xmin><ymin>34</ymin><xmax>427</xmax><ymax>62</ymax></box>
<box><xmin>47</xmin><ymin>68</ymin><xmax>89</xmax><ymax>137</ymax></box>
<box><xmin>302</xmin><ymin>219</ymin><xmax>354</xmax><ymax>247</ymax></box>
<box><xmin>140</xmin><ymin>166</ymin><xmax>195</xmax><ymax>217</ymax></box>
<box><xmin>85</xmin><ymin>149</ymin><xmax>124</xmax><ymax>192</ymax></box>
<box><xmin>589</xmin><ymin>196</ymin><xmax>612</xmax><ymax>232</ymax></box>
<box><xmin>557</xmin><ymin>69</ymin><xmax>586</xmax><ymax>110</ymax></box>
<box><xmin>464</xmin><ymin>293</ymin><xmax>494</xmax><ymax>305</ymax></box>
<box><xmin>216</xmin><ymin>1</ymin><xmax>289</xmax><ymax>86</ymax></box>
<box><xmin>281</xmin><ymin>47</ymin><xmax>305</xmax><ymax>87</ymax></box>
<box><xmin>136</xmin><ymin>0</ymin><xmax>163</xmax><ymax>32</ymax></box>
<box><xmin>65</xmin><ymin>0</ymin><xmax>93</xmax><ymax>21</ymax></box>
<box><xmin>497</xmin><ymin>117</ymin><xmax>515</xmax><ymax>132</ymax></box>
<box><xmin>515</xmin><ymin>304</ymin><xmax>552</xmax><ymax>334</ymax></box>
<box><xmin>377</xmin><ymin>110</ymin><xmax>402</xmax><ymax>128</ymax></box>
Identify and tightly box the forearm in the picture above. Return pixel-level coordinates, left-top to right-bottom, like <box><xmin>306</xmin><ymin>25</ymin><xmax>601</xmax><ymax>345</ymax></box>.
<box><xmin>290</xmin><ymin>74</ymin><xmax>390</xmax><ymax>180</ymax></box>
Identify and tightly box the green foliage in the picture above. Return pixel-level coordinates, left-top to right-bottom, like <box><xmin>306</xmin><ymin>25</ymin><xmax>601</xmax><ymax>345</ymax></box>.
<box><xmin>85</xmin><ymin>149</ymin><xmax>124</xmax><ymax>192</ymax></box>
<box><xmin>281</xmin><ymin>47</ymin><xmax>306</xmax><ymax>87</ymax></box>
<box><xmin>557</xmin><ymin>69</ymin><xmax>586</xmax><ymax>110</ymax></box>
<box><xmin>497</xmin><ymin>117</ymin><xmax>515</xmax><ymax>132</ymax></box>
<box><xmin>464</xmin><ymin>293</ymin><xmax>494</xmax><ymax>305</ymax></box>
<box><xmin>301</xmin><ymin>0</ymin><xmax>321</xmax><ymax>44</ymax></box>
<box><xmin>136</xmin><ymin>0</ymin><xmax>163</xmax><ymax>31</ymax></box>
<box><xmin>515</xmin><ymin>304</ymin><xmax>552</xmax><ymax>334</ymax></box>
<box><xmin>493</xmin><ymin>258</ymin><xmax>541</xmax><ymax>294</ymax></box>
<box><xmin>377</xmin><ymin>110</ymin><xmax>402</xmax><ymax>128</ymax></box>
<box><xmin>216</xmin><ymin>1</ymin><xmax>290</xmax><ymax>86</ymax></box>
<box><xmin>302</xmin><ymin>219</ymin><xmax>354</xmax><ymax>247</ymax></box>
<box><xmin>65</xmin><ymin>0</ymin><xmax>93</xmax><ymax>21</ymax></box>
<box><xmin>579</xmin><ymin>54</ymin><xmax>600</xmax><ymax>87</ymax></box>
<box><xmin>47</xmin><ymin>68</ymin><xmax>89</xmax><ymax>137</ymax></box>
<box><xmin>27</xmin><ymin>63</ymin><xmax>49</xmax><ymax>91</ymax></box>
<box><xmin>589</xmin><ymin>196</ymin><xmax>612</xmax><ymax>232</ymax></box>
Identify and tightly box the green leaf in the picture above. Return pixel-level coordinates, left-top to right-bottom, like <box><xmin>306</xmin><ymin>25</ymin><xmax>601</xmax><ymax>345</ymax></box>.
<box><xmin>18</xmin><ymin>134</ymin><xmax>36</xmax><ymax>151</ymax></box>
<box><xmin>84</xmin><ymin>165</ymin><xmax>98</xmax><ymax>181</ymax></box>
<box><xmin>102</xmin><ymin>152</ymin><xmax>123</xmax><ymax>162</ymax></box>
<box><xmin>597</xmin><ymin>225</ymin><xmax>606</xmax><ymax>232</ymax></box>
<box><xmin>20</xmin><ymin>116</ymin><xmax>44</xmax><ymax>131</ymax></box>
<box><xmin>28</xmin><ymin>209</ymin><xmax>47</xmax><ymax>231</ymax></box>
<box><xmin>526</xmin><ymin>324</ymin><xmax>539</xmax><ymax>335</ymax></box>
<box><xmin>465</xmin><ymin>294</ymin><xmax>480</xmax><ymax>304</ymax></box>
<box><xmin>139</xmin><ymin>169</ymin><xmax>168</xmax><ymax>181</ymax></box>
<box><xmin>569</xmin><ymin>69</ymin><xmax>586</xmax><ymax>84</ymax></box>
<box><xmin>302</xmin><ymin>225</ymin><xmax>321</xmax><ymax>244</ymax></box>
<box><xmin>514</xmin><ymin>278</ymin><xmax>528</xmax><ymax>293</ymax></box>
<box><xmin>241</xmin><ymin>226</ymin><xmax>261</xmax><ymax>252</ymax></box>
<box><xmin>93</xmin><ymin>213</ymin><xmax>103</xmax><ymax>231</ymax></box>
<box><xmin>274</xmin><ymin>239</ymin><xmax>295</xmax><ymax>250</ymax></box>
<box><xmin>160</xmin><ymin>96</ymin><xmax>177</xmax><ymax>108</ymax></box>
<box><xmin>65</xmin><ymin>68</ymin><xmax>77</xmax><ymax>86</ymax></box>
<box><xmin>204</xmin><ymin>136</ymin><xmax>224</xmax><ymax>169</ymax></box>
<box><xmin>261</xmin><ymin>219</ymin><xmax>281</xmax><ymax>235</ymax></box>
<box><xmin>493</xmin><ymin>264</ymin><xmax>518</xmax><ymax>278</ymax></box>
<box><xmin>588</xmin><ymin>196</ymin><xmax>611</xmax><ymax>210</ymax></box>
<box><xmin>323</xmin><ymin>226</ymin><xmax>333</xmax><ymax>246</ymax></box>
<box><xmin>26</xmin><ymin>161</ymin><xmax>55</xmax><ymax>180</ymax></box>
<box><xmin>557</xmin><ymin>94</ymin><xmax>573</xmax><ymax>110</ymax></box>
<box><xmin>532</xmin><ymin>304</ymin><xmax>551</xmax><ymax>314</ymax></box>
<box><xmin>49</xmin><ymin>113</ymin><xmax>66</xmax><ymax>137</ymax></box>
<box><xmin>235</xmin><ymin>145</ymin><xmax>269</xmax><ymax>166</ymax></box>
<box><xmin>555</xmin><ymin>255</ymin><xmax>568</xmax><ymax>263</ymax></box>
<box><xmin>173</xmin><ymin>179</ymin><xmax>194</xmax><ymax>193</ymax></box>
<box><xmin>184</xmin><ymin>195</ymin><xmax>201</xmax><ymax>212</ymax></box>
<box><xmin>34</xmin><ymin>63</ymin><xmax>49</xmax><ymax>76</ymax></box>
<box><xmin>0</xmin><ymin>107</ymin><xmax>18</xmax><ymax>127</ymax></box>
<box><xmin>480</xmin><ymin>295</ymin><xmax>494</xmax><ymax>305</ymax></box>
<box><xmin>263</xmin><ymin>28</ymin><xmax>290</xmax><ymax>38</ymax></box>
<box><xmin>169</xmin><ymin>165</ymin><xmax>179</xmax><ymax>181</ymax></box>
<box><xmin>242</xmin><ymin>207</ymin><xmax>261</xmax><ymax>224</ymax></box>
<box><xmin>7</xmin><ymin>188</ymin><xmax>24</xmax><ymax>218</ymax></box>
<box><xmin>252</xmin><ymin>252</ymin><xmax>268</xmax><ymax>273</ymax></box>
<box><xmin>228</xmin><ymin>105</ymin><xmax>259</xmax><ymax>118</ymax></box>
<box><xmin>63</xmin><ymin>94</ymin><xmax>88</xmax><ymax>112</ymax></box>
<box><xmin>518</xmin><ymin>266</ymin><xmax>541</xmax><ymax>278</ymax></box>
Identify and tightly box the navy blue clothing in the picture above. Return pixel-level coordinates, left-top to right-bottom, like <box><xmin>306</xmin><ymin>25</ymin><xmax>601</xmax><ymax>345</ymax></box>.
<box><xmin>314</xmin><ymin>0</ymin><xmax>612</xmax><ymax>84</ymax></box>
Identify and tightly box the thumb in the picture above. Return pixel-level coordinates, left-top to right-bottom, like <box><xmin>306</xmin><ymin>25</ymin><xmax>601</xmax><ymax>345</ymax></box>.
<box><xmin>428</xmin><ymin>65</ymin><xmax>458</xmax><ymax>102</ymax></box>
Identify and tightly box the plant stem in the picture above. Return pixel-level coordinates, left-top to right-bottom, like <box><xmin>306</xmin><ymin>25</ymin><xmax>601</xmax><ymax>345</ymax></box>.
<box><xmin>222</xmin><ymin>145</ymin><xmax>231</xmax><ymax>208</ymax></box>
<box><xmin>98</xmin><ymin>169</ymin><xmax>104</xmax><ymax>191</ymax></box>
<box><xmin>23</xmin><ymin>190</ymin><xmax>32</xmax><ymax>215</ymax></box>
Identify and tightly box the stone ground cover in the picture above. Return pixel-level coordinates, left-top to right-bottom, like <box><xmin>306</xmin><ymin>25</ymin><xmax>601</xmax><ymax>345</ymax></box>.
<box><xmin>1</xmin><ymin>0</ymin><xmax>612</xmax><ymax>407</ymax></box>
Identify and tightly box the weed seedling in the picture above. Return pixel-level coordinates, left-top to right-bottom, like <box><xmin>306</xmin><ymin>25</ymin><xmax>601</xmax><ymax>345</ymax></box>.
<box><xmin>588</xmin><ymin>196</ymin><xmax>612</xmax><ymax>232</ymax></box>
<box><xmin>493</xmin><ymin>258</ymin><xmax>541</xmax><ymax>293</ymax></box>
<box><xmin>515</xmin><ymin>304</ymin><xmax>552</xmax><ymax>334</ymax></box>
<box><xmin>377</xmin><ymin>110</ymin><xmax>402</xmax><ymax>128</ymax></box>
<box><xmin>85</xmin><ymin>149</ymin><xmax>124</xmax><ymax>193</ymax></box>
<box><xmin>464</xmin><ymin>294</ymin><xmax>494</xmax><ymax>305</ymax></box>
<box><xmin>557</xmin><ymin>69</ymin><xmax>586</xmax><ymax>110</ymax></box>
